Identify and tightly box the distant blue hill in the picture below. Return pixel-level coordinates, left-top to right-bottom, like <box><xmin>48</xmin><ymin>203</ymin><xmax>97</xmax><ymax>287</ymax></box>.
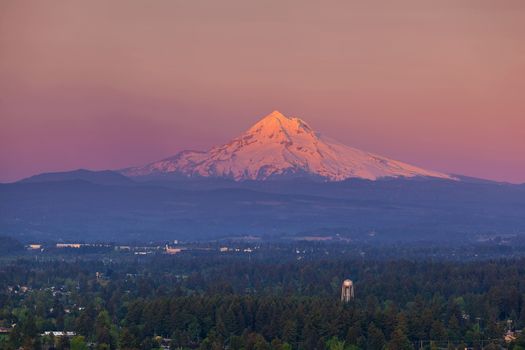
<box><xmin>19</xmin><ymin>169</ymin><xmax>135</xmax><ymax>186</ymax></box>
<box><xmin>1</xmin><ymin>173</ymin><xmax>524</xmax><ymax>243</ymax></box>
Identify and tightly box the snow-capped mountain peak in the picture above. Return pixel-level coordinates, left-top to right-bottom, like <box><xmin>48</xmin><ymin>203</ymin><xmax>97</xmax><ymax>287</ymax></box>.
<box><xmin>247</xmin><ymin>110</ymin><xmax>314</xmax><ymax>139</ymax></box>
<box><xmin>122</xmin><ymin>111</ymin><xmax>452</xmax><ymax>181</ymax></box>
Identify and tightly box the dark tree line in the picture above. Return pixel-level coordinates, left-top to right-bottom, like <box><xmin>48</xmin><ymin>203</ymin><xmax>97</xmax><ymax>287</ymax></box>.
<box><xmin>2</xmin><ymin>249</ymin><xmax>525</xmax><ymax>349</ymax></box>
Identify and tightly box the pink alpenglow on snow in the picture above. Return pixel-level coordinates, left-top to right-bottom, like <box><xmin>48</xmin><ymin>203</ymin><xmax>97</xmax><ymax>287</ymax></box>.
<box><xmin>122</xmin><ymin>111</ymin><xmax>452</xmax><ymax>181</ymax></box>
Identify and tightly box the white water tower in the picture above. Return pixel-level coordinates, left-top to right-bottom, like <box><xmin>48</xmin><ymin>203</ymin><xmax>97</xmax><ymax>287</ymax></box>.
<box><xmin>341</xmin><ymin>279</ymin><xmax>354</xmax><ymax>302</ymax></box>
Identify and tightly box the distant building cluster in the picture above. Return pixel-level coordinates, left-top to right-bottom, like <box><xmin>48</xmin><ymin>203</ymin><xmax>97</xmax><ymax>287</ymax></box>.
<box><xmin>219</xmin><ymin>246</ymin><xmax>255</xmax><ymax>253</ymax></box>
<box><xmin>22</xmin><ymin>240</ymin><xmax>263</xmax><ymax>259</ymax></box>
<box><xmin>26</xmin><ymin>243</ymin><xmax>112</xmax><ymax>250</ymax></box>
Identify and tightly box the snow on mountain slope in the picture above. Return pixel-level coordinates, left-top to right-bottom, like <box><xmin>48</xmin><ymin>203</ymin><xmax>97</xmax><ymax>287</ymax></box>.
<box><xmin>122</xmin><ymin>111</ymin><xmax>452</xmax><ymax>181</ymax></box>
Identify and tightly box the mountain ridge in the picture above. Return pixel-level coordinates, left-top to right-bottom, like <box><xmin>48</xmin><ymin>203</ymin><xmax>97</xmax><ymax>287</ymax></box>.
<box><xmin>19</xmin><ymin>169</ymin><xmax>134</xmax><ymax>186</ymax></box>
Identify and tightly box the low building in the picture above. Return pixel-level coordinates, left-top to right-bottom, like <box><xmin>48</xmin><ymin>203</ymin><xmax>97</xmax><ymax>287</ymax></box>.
<box><xmin>42</xmin><ymin>331</ymin><xmax>76</xmax><ymax>337</ymax></box>
<box><xmin>56</xmin><ymin>243</ymin><xmax>82</xmax><ymax>248</ymax></box>
<box><xmin>0</xmin><ymin>327</ymin><xmax>12</xmax><ymax>334</ymax></box>
<box><xmin>165</xmin><ymin>245</ymin><xmax>182</xmax><ymax>255</ymax></box>
<box><xmin>505</xmin><ymin>330</ymin><xmax>519</xmax><ymax>343</ymax></box>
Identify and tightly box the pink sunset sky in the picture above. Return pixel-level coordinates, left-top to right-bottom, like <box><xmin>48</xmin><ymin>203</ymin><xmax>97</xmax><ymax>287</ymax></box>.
<box><xmin>1</xmin><ymin>1</ymin><xmax>524</xmax><ymax>183</ymax></box>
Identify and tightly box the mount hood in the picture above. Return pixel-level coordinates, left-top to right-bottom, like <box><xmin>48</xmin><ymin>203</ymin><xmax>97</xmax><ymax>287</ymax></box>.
<box><xmin>122</xmin><ymin>111</ymin><xmax>452</xmax><ymax>181</ymax></box>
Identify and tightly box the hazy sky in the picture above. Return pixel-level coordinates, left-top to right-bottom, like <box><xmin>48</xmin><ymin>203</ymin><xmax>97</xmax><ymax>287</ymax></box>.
<box><xmin>1</xmin><ymin>0</ymin><xmax>524</xmax><ymax>183</ymax></box>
